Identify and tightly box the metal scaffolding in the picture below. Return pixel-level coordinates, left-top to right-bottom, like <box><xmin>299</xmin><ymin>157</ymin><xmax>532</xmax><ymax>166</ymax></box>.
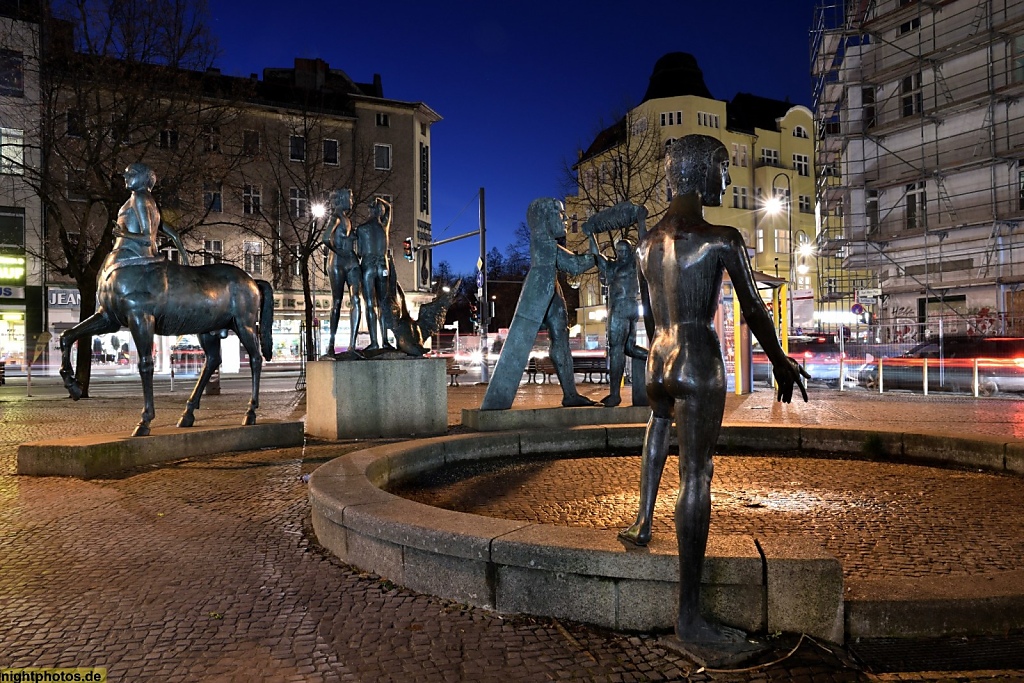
<box><xmin>811</xmin><ymin>0</ymin><xmax>1024</xmax><ymax>335</ymax></box>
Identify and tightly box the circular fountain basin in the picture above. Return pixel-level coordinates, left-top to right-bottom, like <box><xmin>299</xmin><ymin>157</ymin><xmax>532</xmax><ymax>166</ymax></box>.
<box><xmin>308</xmin><ymin>424</ymin><xmax>1024</xmax><ymax>642</ymax></box>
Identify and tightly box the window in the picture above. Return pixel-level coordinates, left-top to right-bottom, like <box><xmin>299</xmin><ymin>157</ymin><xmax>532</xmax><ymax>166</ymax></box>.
<box><xmin>862</xmin><ymin>87</ymin><xmax>876</xmax><ymax>130</ymax></box>
<box><xmin>793</xmin><ymin>125</ymin><xmax>809</xmax><ymax>139</ymax></box>
<box><xmin>67</xmin><ymin>111</ymin><xmax>85</xmax><ymax>138</ymax></box>
<box><xmin>203</xmin><ymin>239</ymin><xmax>222</xmax><ymax>265</ymax></box>
<box><xmin>731</xmin><ymin>143</ymin><xmax>739</xmax><ymax>165</ymax></box>
<box><xmin>898</xmin><ymin>17</ymin><xmax>921</xmax><ymax>35</ymax></box>
<box><xmin>419</xmin><ymin>142</ymin><xmax>430</xmax><ymax>213</ymax></box>
<box><xmin>242</xmin><ymin>129</ymin><xmax>260</xmax><ymax>156</ymax></box>
<box><xmin>160</xmin><ymin>245</ymin><xmax>180</xmax><ymax>264</ymax></box>
<box><xmin>630</xmin><ymin>115</ymin><xmax>648</xmax><ymax>135</ymax></box>
<box><xmin>867</xmin><ymin>189</ymin><xmax>879</xmax><ymax>231</ymax></box>
<box><xmin>761</xmin><ymin>148</ymin><xmax>780</xmax><ymax>167</ymax></box>
<box><xmin>697</xmin><ymin>112</ymin><xmax>719</xmax><ymax>128</ymax></box>
<box><xmin>901</xmin><ymin>72</ymin><xmax>923</xmax><ymax>117</ymax></box>
<box><xmin>375</xmin><ymin>193</ymin><xmax>393</xmax><ymax>205</ymax></box>
<box><xmin>1019</xmin><ymin>165</ymin><xmax>1024</xmax><ymax>211</ymax></box>
<box><xmin>906</xmin><ymin>181</ymin><xmax>926</xmax><ymax>230</ymax></box>
<box><xmin>203</xmin><ymin>182</ymin><xmax>222</xmax><ymax>213</ymax></box>
<box><xmin>0</xmin><ymin>207</ymin><xmax>25</xmax><ymax>248</ymax></box>
<box><xmin>799</xmin><ymin>195</ymin><xmax>812</xmax><ymax>213</ymax></box>
<box><xmin>571</xmin><ymin>213</ymin><xmax>579</xmax><ymax>233</ymax></box>
<box><xmin>159</xmin><ymin>129</ymin><xmax>179</xmax><ymax>150</ymax></box>
<box><xmin>0</xmin><ymin>49</ymin><xmax>24</xmax><ymax>97</ymax></box>
<box><xmin>774</xmin><ymin>228</ymin><xmax>791</xmax><ymax>254</ymax></box>
<box><xmin>420</xmin><ymin>122</ymin><xmax>428</xmax><ymax>136</ymax></box>
<box><xmin>323</xmin><ymin>139</ymin><xmax>339</xmax><ymax>165</ymax></box>
<box><xmin>202</xmin><ymin>125</ymin><xmax>220</xmax><ymax>153</ymax></box>
<box><xmin>793</xmin><ymin>153</ymin><xmax>810</xmax><ymax>177</ymax></box>
<box><xmin>666</xmin><ymin>178</ymin><xmax>673</xmax><ymax>203</ymax></box>
<box><xmin>1014</xmin><ymin>36</ymin><xmax>1024</xmax><ymax>83</ymax></box>
<box><xmin>374</xmin><ymin>143</ymin><xmax>392</xmax><ymax>170</ymax></box>
<box><xmin>289</xmin><ymin>187</ymin><xmax>307</xmax><ymax>218</ymax></box>
<box><xmin>289</xmin><ymin>135</ymin><xmax>306</xmax><ymax>162</ymax></box>
<box><xmin>756</xmin><ymin>228</ymin><xmax>764</xmax><ymax>253</ymax></box>
<box><xmin>661</xmin><ymin>111</ymin><xmax>680</xmax><ymax>126</ymax></box>
<box><xmin>376</xmin><ymin>112</ymin><xmax>390</xmax><ymax>127</ymax></box>
<box><xmin>0</xmin><ymin>128</ymin><xmax>23</xmax><ymax>175</ymax></box>
<box><xmin>67</xmin><ymin>169</ymin><xmax>87</xmax><ymax>202</ymax></box>
<box><xmin>243</xmin><ymin>184</ymin><xmax>261</xmax><ymax>215</ymax></box>
<box><xmin>732</xmin><ymin>186</ymin><xmax>748</xmax><ymax>209</ymax></box>
<box><xmin>108</xmin><ymin>114</ymin><xmax>130</xmax><ymax>144</ymax></box>
<box><xmin>738</xmin><ymin>144</ymin><xmax>748</xmax><ymax>167</ymax></box>
<box><xmin>244</xmin><ymin>241</ymin><xmax>263</xmax><ymax>275</ymax></box>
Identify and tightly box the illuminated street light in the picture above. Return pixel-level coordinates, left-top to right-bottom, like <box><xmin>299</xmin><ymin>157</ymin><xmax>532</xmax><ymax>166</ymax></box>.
<box><xmin>311</xmin><ymin>202</ymin><xmax>326</xmax><ymax>219</ymax></box>
<box><xmin>769</xmin><ymin>172</ymin><xmax>793</xmax><ymax>328</ymax></box>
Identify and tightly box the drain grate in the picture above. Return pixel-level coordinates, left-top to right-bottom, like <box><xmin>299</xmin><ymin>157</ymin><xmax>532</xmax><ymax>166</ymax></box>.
<box><xmin>850</xmin><ymin>633</ymin><xmax>1024</xmax><ymax>673</ymax></box>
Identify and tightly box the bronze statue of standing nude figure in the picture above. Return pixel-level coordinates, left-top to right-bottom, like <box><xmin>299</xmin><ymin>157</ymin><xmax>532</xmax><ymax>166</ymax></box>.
<box><xmin>322</xmin><ymin>188</ymin><xmax>362</xmax><ymax>355</ymax></box>
<box><xmin>620</xmin><ymin>135</ymin><xmax>809</xmax><ymax>657</ymax></box>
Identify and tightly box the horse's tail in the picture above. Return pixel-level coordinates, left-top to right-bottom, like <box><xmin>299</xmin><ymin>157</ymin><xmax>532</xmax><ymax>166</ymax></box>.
<box><xmin>256</xmin><ymin>280</ymin><xmax>274</xmax><ymax>361</ymax></box>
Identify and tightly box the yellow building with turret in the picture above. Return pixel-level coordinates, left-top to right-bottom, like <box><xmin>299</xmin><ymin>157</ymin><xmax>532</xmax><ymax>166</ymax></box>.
<box><xmin>566</xmin><ymin>53</ymin><xmax>822</xmax><ymax>343</ymax></box>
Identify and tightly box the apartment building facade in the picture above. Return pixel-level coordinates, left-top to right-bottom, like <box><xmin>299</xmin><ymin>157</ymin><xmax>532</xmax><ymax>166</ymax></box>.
<box><xmin>565</xmin><ymin>53</ymin><xmax>818</xmax><ymax>343</ymax></box>
<box><xmin>813</xmin><ymin>0</ymin><xmax>1024</xmax><ymax>336</ymax></box>
<box><xmin>0</xmin><ymin>7</ymin><xmax>438</xmax><ymax>370</ymax></box>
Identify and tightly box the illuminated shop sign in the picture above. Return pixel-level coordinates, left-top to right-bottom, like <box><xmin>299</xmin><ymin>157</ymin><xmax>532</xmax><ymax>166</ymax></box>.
<box><xmin>0</xmin><ymin>254</ymin><xmax>26</xmax><ymax>286</ymax></box>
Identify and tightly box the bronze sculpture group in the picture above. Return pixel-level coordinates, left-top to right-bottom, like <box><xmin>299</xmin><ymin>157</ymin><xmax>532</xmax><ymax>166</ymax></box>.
<box><xmin>322</xmin><ymin>191</ymin><xmax>454</xmax><ymax>357</ymax></box>
<box><xmin>66</xmin><ymin>132</ymin><xmax>806</xmax><ymax>659</ymax></box>
<box><xmin>58</xmin><ymin>163</ymin><xmax>274</xmax><ymax>437</ymax></box>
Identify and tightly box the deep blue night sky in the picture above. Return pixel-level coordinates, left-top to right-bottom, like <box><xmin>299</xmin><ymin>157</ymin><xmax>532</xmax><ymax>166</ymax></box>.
<box><xmin>206</xmin><ymin>0</ymin><xmax>819</xmax><ymax>272</ymax></box>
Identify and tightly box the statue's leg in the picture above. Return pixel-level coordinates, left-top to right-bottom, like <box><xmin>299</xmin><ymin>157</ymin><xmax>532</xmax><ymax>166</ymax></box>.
<box><xmin>618</xmin><ymin>401</ymin><xmax>672</xmax><ymax>546</ymax></box>
<box><xmin>347</xmin><ymin>276</ymin><xmax>362</xmax><ymax>352</ymax></box>
<box><xmin>130</xmin><ymin>318</ymin><xmax>156</xmax><ymax>437</ymax></box>
<box><xmin>59</xmin><ymin>312</ymin><xmax>119</xmax><ymax>400</ymax></box>
<box><xmin>179</xmin><ymin>332</ymin><xmax>221</xmax><ymax>428</ymax></box>
<box><xmin>481</xmin><ymin>312</ymin><xmax>543</xmax><ymax>410</ymax></box>
<box><xmin>328</xmin><ymin>287</ymin><xmax>342</xmax><ymax>357</ymax></box>
<box><xmin>603</xmin><ymin>324</ymin><xmax>627</xmax><ymax>407</ymax></box>
<box><xmin>545</xmin><ymin>297</ymin><xmax>595</xmax><ymax>407</ymax></box>
<box><xmin>624</xmin><ymin>318</ymin><xmax>649</xmax><ymax>359</ymax></box>
<box><xmin>674</xmin><ymin>375</ymin><xmax>745</xmax><ymax>644</ymax></box>
<box><xmin>236</xmin><ymin>324</ymin><xmax>262</xmax><ymax>425</ymax></box>
<box><xmin>361</xmin><ymin>271</ymin><xmax>380</xmax><ymax>350</ymax></box>
<box><xmin>377</xmin><ymin>276</ymin><xmax>394</xmax><ymax>349</ymax></box>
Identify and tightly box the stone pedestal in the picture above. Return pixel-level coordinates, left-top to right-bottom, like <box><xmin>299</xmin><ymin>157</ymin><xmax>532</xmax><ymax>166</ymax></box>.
<box><xmin>306</xmin><ymin>358</ymin><xmax>446</xmax><ymax>439</ymax></box>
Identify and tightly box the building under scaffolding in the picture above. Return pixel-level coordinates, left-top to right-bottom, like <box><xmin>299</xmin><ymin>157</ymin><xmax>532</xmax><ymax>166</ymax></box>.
<box><xmin>812</xmin><ymin>0</ymin><xmax>1024</xmax><ymax>336</ymax></box>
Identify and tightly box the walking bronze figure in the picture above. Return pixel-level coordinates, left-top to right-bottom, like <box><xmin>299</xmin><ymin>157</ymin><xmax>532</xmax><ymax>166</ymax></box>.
<box><xmin>621</xmin><ymin>135</ymin><xmax>808</xmax><ymax>655</ymax></box>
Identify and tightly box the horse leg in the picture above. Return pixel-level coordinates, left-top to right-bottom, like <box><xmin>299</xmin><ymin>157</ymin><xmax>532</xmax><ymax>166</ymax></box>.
<box><xmin>59</xmin><ymin>312</ymin><xmax>120</xmax><ymax>400</ymax></box>
<box><xmin>129</xmin><ymin>318</ymin><xmax>156</xmax><ymax>437</ymax></box>
<box><xmin>179</xmin><ymin>332</ymin><xmax>221</xmax><ymax>428</ymax></box>
<box><xmin>237</xmin><ymin>325</ymin><xmax>262</xmax><ymax>426</ymax></box>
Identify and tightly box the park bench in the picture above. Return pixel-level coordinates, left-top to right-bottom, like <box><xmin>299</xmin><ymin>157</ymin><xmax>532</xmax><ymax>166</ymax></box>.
<box><xmin>446</xmin><ymin>358</ymin><xmax>467</xmax><ymax>386</ymax></box>
<box><xmin>573</xmin><ymin>356</ymin><xmax>608</xmax><ymax>383</ymax></box>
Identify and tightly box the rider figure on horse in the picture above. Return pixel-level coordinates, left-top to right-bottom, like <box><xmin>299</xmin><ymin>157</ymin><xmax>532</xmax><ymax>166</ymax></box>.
<box><xmin>102</xmin><ymin>162</ymin><xmax>188</xmax><ymax>278</ymax></box>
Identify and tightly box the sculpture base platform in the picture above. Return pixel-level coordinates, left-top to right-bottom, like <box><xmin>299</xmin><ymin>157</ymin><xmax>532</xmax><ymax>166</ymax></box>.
<box><xmin>306</xmin><ymin>358</ymin><xmax>446</xmax><ymax>439</ymax></box>
<box><xmin>17</xmin><ymin>421</ymin><xmax>305</xmax><ymax>479</ymax></box>
<box><xmin>462</xmin><ymin>405</ymin><xmax>652</xmax><ymax>431</ymax></box>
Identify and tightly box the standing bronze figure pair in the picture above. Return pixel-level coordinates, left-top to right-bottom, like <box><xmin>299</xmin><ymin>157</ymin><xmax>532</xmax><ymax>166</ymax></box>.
<box><xmin>322</xmin><ymin>190</ymin><xmax>393</xmax><ymax>354</ymax></box>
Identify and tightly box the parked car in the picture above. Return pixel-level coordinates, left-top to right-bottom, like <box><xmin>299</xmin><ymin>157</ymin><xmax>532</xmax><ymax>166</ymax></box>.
<box><xmin>752</xmin><ymin>334</ymin><xmax>861</xmax><ymax>388</ymax></box>
<box><xmin>857</xmin><ymin>336</ymin><xmax>1024</xmax><ymax>396</ymax></box>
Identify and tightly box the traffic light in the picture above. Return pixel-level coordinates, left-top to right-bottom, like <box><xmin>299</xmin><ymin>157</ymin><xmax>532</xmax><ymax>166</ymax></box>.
<box><xmin>402</xmin><ymin>237</ymin><xmax>414</xmax><ymax>262</ymax></box>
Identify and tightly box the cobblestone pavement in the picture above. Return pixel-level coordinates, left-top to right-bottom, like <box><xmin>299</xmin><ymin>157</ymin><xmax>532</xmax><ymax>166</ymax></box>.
<box><xmin>1</xmin><ymin>379</ymin><xmax>1024</xmax><ymax>681</ymax></box>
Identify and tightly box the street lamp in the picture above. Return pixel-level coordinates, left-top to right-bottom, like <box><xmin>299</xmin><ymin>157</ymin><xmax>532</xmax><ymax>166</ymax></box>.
<box><xmin>767</xmin><ymin>172</ymin><xmax>793</xmax><ymax>328</ymax></box>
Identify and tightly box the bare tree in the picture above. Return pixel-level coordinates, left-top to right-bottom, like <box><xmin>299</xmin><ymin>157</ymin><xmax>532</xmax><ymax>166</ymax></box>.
<box><xmin>236</xmin><ymin>101</ymin><xmax>394</xmax><ymax>360</ymax></box>
<box><xmin>562</xmin><ymin>106</ymin><xmax>666</xmax><ymax>298</ymax></box>
<box><xmin>9</xmin><ymin>0</ymin><xmax>247</xmax><ymax>394</ymax></box>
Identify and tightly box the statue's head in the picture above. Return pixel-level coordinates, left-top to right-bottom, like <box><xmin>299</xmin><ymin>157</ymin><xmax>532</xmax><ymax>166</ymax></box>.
<box><xmin>613</xmin><ymin>238</ymin><xmax>635</xmax><ymax>261</ymax></box>
<box><xmin>123</xmin><ymin>162</ymin><xmax>156</xmax><ymax>191</ymax></box>
<box><xmin>330</xmin><ymin>188</ymin><xmax>352</xmax><ymax>213</ymax></box>
<box><xmin>526</xmin><ymin>197</ymin><xmax>567</xmax><ymax>241</ymax></box>
<box><xmin>665</xmin><ymin>135</ymin><xmax>730</xmax><ymax>207</ymax></box>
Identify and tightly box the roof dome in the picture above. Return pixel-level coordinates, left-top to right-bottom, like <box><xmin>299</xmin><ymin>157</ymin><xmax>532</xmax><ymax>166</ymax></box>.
<box><xmin>641</xmin><ymin>52</ymin><xmax>713</xmax><ymax>102</ymax></box>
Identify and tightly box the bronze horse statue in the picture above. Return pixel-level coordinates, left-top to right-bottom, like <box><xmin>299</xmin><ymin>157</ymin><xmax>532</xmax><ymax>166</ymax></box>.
<box><xmin>59</xmin><ymin>163</ymin><xmax>274</xmax><ymax>437</ymax></box>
